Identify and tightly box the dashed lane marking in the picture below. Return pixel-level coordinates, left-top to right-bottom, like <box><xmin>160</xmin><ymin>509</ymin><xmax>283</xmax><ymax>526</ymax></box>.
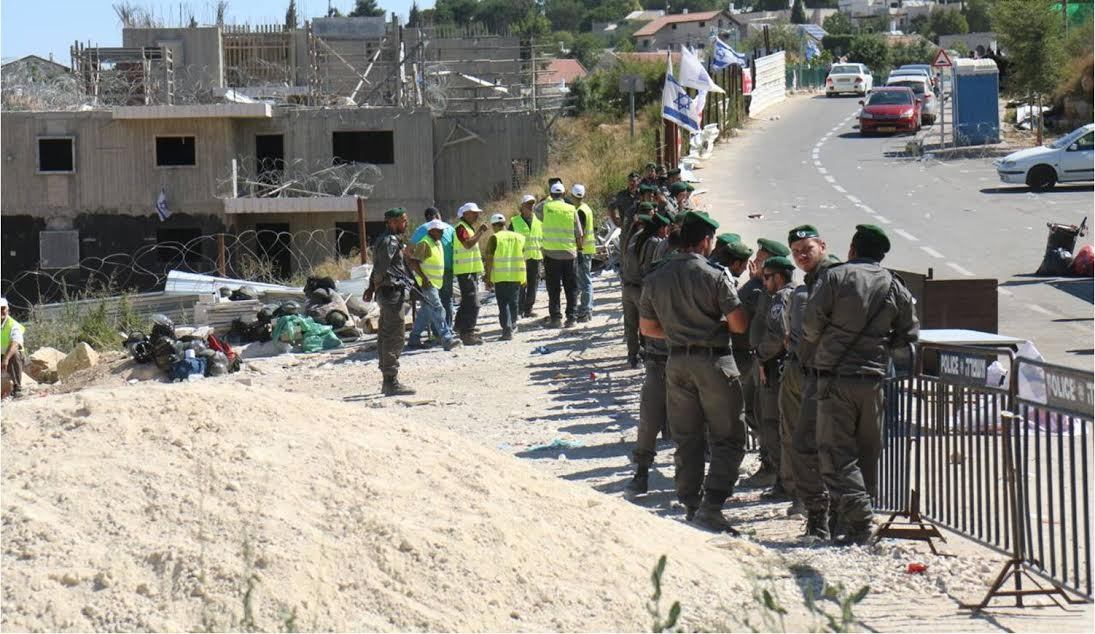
<box><xmin>818</xmin><ymin>167</ymin><xmax>828</xmax><ymax>174</ymax></box>
<box><xmin>874</xmin><ymin>216</ymin><xmax>892</xmax><ymax>224</ymax></box>
<box><xmin>997</xmin><ymin>288</ymin><xmax>1014</xmax><ymax>297</ymax></box>
<box><xmin>1027</xmin><ymin>304</ymin><xmax>1055</xmax><ymax>316</ymax></box>
<box><xmin>946</xmin><ymin>262</ymin><xmax>976</xmax><ymax>277</ymax></box>
<box><xmin>919</xmin><ymin>246</ymin><xmax>944</xmax><ymax>259</ymax></box>
<box><xmin>824</xmin><ymin>175</ymin><xmax>836</xmax><ymax>183</ymax></box>
<box><xmin>846</xmin><ymin>195</ymin><xmax>861</xmax><ymax>204</ymax></box>
<box><xmin>894</xmin><ymin>229</ymin><xmax>919</xmax><ymax>242</ymax></box>
<box><xmin>833</xmin><ymin>185</ymin><xmax>847</xmax><ymax>193</ymax></box>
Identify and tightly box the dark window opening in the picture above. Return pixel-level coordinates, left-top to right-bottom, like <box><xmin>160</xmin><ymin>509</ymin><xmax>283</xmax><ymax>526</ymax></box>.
<box><xmin>255</xmin><ymin>134</ymin><xmax>285</xmax><ymax>196</ymax></box>
<box><xmin>255</xmin><ymin>222</ymin><xmax>292</xmax><ymax>280</ymax></box>
<box><xmin>156</xmin><ymin>136</ymin><xmax>197</xmax><ymax>167</ymax></box>
<box><xmin>155</xmin><ymin>227</ymin><xmax>203</xmax><ymax>268</ymax></box>
<box><xmin>38</xmin><ymin>138</ymin><xmax>75</xmax><ymax>172</ymax></box>
<box><xmin>335</xmin><ymin>222</ymin><xmax>360</xmax><ymax>258</ymax></box>
<box><xmin>333</xmin><ymin>131</ymin><xmax>394</xmax><ymax>165</ymax></box>
<box><xmin>699</xmin><ymin>22</ymin><xmax>705</xmax><ymax>28</ymax></box>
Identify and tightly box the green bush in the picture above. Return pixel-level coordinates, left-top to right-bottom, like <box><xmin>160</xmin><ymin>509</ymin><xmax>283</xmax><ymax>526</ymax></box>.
<box><xmin>25</xmin><ymin>293</ymin><xmax>149</xmax><ymax>354</ymax></box>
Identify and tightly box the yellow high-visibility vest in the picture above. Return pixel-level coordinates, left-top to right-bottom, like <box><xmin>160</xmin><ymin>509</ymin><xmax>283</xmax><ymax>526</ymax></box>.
<box><xmin>577</xmin><ymin>202</ymin><xmax>596</xmax><ymax>255</ymax></box>
<box><xmin>541</xmin><ymin>198</ymin><xmax>578</xmax><ymax>255</ymax></box>
<box><xmin>1</xmin><ymin>317</ymin><xmax>21</xmax><ymax>353</ymax></box>
<box><xmin>490</xmin><ymin>230</ymin><xmax>527</xmax><ymax>284</ymax></box>
<box><xmin>511</xmin><ymin>214</ymin><xmax>543</xmax><ymax>261</ymax></box>
<box><xmin>413</xmin><ymin>235</ymin><xmax>445</xmax><ymax>287</ymax></box>
<box><xmin>453</xmin><ymin>220</ymin><xmax>484</xmax><ymax>275</ymax></box>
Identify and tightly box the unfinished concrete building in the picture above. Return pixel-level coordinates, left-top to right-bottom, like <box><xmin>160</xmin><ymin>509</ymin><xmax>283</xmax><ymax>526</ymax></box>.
<box><xmin>2</xmin><ymin>16</ymin><xmax>564</xmax><ymax>306</ymax></box>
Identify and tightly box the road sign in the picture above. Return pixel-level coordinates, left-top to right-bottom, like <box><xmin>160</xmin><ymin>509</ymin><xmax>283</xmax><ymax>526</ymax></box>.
<box><xmin>932</xmin><ymin>48</ymin><xmax>953</xmax><ymax>68</ymax></box>
<box><xmin>618</xmin><ymin>74</ymin><xmax>645</xmax><ymax>93</ymax></box>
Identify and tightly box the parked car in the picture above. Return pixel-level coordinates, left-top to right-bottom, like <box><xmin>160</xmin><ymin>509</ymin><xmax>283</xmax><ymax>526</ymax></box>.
<box><xmin>858</xmin><ymin>87</ymin><xmax>922</xmax><ymax>135</ymax></box>
<box><xmin>826</xmin><ymin>63</ymin><xmax>873</xmax><ymax>97</ymax></box>
<box><xmin>994</xmin><ymin>123</ymin><xmax>1095</xmax><ymax>191</ymax></box>
<box><xmin>886</xmin><ymin>76</ymin><xmax>937</xmax><ymax>124</ymax></box>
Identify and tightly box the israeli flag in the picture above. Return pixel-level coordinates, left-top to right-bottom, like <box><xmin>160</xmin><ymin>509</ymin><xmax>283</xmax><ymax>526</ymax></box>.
<box><xmin>155</xmin><ymin>187</ymin><xmax>171</xmax><ymax>222</ymax></box>
<box><xmin>806</xmin><ymin>39</ymin><xmax>821</xmax><ymax>61</ymax></box>
<box><xmin>712</xmin><ymin>37</ymin><xmax>747</xmax><ymax>71</ymax></box>
<box><xmin>662</xmin><ymin>62</ymin><xmax>701</xmax><ymax>134</ymax></box>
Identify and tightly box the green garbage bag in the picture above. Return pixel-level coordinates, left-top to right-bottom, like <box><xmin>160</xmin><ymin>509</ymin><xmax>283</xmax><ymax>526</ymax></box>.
<box><xmin>272</xmin><ymin>315</ymin><xmax>342</xmax><ymax>352</ymax></box>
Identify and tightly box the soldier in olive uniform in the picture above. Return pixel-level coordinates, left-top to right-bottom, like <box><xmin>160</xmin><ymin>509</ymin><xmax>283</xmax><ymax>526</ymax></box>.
<box><xmin>365</xmin><ymin>207</ymin><xmax>416</xmax><ymax>397</ymax></box>
<box><xmin>621</xmin><ymin>202</ymin><xmax>661</xmax><ymax>368</ymax></box>
<box><xmin>740</xmin><ymin>238</ymin><xmax>791</xmax><ymax>486</ymax></box>
<box><xmin>753</xmin><ymin>255</ymin><xmax>797</xmax><ymax>502</ymax></box>
<box><xmin>783</xmin><ymin>224</ymin><xmax>840</xmax><ymax>536</ymax></box>
<box><xmin>804</xmin><ymin>224</ymin><xmax>919</xmax><ymax>544</ymax></box>
<box><xmin>625</xmin><ymin>212</ymin><xmax>672</xmax><ymax>495</ymax></box>
<box><xmin>639</xmin><ymin>211</ymin><xmax>750</xmax><ymax>533</ymax></box>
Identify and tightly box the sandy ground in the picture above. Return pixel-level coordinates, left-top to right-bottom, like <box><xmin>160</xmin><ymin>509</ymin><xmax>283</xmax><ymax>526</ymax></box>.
<box><xmin>5</xmin><ymin>271</ymin><xmax>1092</xmax><ymax>632</ymax></box>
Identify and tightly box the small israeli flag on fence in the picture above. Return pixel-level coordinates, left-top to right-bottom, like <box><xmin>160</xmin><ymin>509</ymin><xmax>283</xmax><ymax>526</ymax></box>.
<box><xmin>662</xmin><ymin>57</ymin><xmax>701</xmax><ymax>134</ymax></box>
<box><xmin>806</xmin><ymin>39</ymin><xmax>821</xmax><ymax>61</ymax></box>
<box><xmin>155</xmin><ymin>187</ymin><xmax>171</xmax><ymax>222</ymax></box>
<box><xmin>711</xmin><ymin>37</ymin><xmax>747</xmax><ymax>71</ymax></box>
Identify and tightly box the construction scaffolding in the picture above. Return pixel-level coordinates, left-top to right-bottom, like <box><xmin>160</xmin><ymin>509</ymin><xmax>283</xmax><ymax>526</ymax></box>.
<box><xmin>69</xmin><ymin>43</ymin><xmax>175</xmax><ymax>106</ymax></box>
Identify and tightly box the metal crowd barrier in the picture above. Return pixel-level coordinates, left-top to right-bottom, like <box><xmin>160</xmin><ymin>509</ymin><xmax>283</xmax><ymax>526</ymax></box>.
<box><xmin>874</xmin><ymin>342</ymin><xmax>1093</xmax><ymax>610</ymax></box>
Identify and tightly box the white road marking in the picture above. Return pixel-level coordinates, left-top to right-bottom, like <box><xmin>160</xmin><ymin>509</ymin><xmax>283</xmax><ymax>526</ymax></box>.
<box><xmin>946</xmin><ymin>262</ymin><xmax>976</xmax><ymax>276</ymax></box>
<box><xmin>846</xmin><ymin>195</ymin><xmax>861</xmax><ymax>204</ymax></box>
<box><xmin>814</xmin><ymin>160</ymin><xmax>823</xmax><ymax>167</ymax></box>
<box><xmin>894</xmin><ymin>229</ymin><xmax>919</xmax><ymax>242</ymax></box>
<box><xmin>874</xmin><ymin>215</ymin><xmax>892</xmax><ymax>224</ymax></box>
<box><xmin>818</xmin><ymin>166</ymin><xmax>827</xmax><ymax>174</ymax></box>
<box><xmin>824</xmin><ymin>175</ymin><xmax>836</xmax><ymax>183</ymax></box>
<box><xmin>833</xmin><ymin>185</ymin><xmax>847</xmax><ymax>193</ymax></box>
<box><xmin>919</xmin><ymin>246</ymin><xmax>944</xmax><ymax>258</ymax></box>
<box><xmin>856</xmin><ymin>204</ymin><xmax>875</xmax><ymax>213</ymax></box>
<box><xmin>1027</xmin><ymin>304</ymin><xmax>1055</xmax><ymax>316</ymax></box>
<box><xmin>997</xmin><ymin>288</ymin><xmax>1014</xmax><ymax>297</ymax></box>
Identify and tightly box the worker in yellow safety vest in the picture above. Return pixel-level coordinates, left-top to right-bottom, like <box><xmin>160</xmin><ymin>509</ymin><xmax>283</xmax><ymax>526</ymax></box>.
<box><xmin>540</xmin><ymin>181</ymin><xmax>583</xmax><ymax>328</ymax></box>
<box><xmin>485</xmin><ymin>213</ymin><xmax>527</xmax><ymax>341</ymax></box>
<box><xmin>407</xmin><ymin>220</ymin><xmax>462</xmax><ymax>352</ymax></box>
<box><xmin>1</xmin><ymin>298</ymin><xmax>27</xmax><ymax>398</ymax></box>
<box><xmin>510</xmin><ymin>194</ymin><xmax>543</xmax><ymax>318</ymax></box>
<box><xmin>570</xmin><ymin>183</ymin><xmax>596</xmax><ymax>322</ymax></box>
<box><xmin>453</xmin><ymin>202</ymin><xmax>490</xmax><ymax>345</ymax></box>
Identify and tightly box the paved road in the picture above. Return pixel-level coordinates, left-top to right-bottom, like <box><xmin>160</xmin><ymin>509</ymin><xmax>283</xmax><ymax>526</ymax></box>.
<box><xmin>699</xmin><ymin>94</ymin><xmax>1093</xmax><ymax>369</ymax></box>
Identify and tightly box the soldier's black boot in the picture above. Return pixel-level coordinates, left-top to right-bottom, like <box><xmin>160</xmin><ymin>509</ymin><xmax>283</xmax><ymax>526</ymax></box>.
<box><xmin>691</xmin><ymin>491</ymin><xmax>741</xmax><ymax>536</ymax></box>
<box><xmin>382</xmin><ymin>376</ymin><xmax>416</xmax><ymax>397</ymax></box>
<box><xmin>804</xmin><ymin>509</ymin><xmax>831</xmax><ymax>540</ymax></box>
<box><xmin>625</xmin><ymin>466</ymin><xmax>649</xmax><ymax>495</ymax></box>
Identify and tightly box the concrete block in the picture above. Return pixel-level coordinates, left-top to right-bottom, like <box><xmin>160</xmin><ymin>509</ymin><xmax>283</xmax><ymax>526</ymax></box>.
<box><xmin>57</xmin><ymin>343</ymin><xmax>100</xmax><ymax>381</ymax></box>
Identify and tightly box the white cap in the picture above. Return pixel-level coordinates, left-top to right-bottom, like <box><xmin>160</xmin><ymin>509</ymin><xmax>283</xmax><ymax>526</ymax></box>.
<box><xmin>489</xmin><ymin>213</ymin><xmax>507</xmax><ymax>225</ymax></box>
<box><xmin>457</xmin><ymin>202</ymin><xmax>482</xmax><ymax>218</ymax></box>
<box><xmin>550</xmin><ymin>182</ymin><xmax>565</xmax><ymax>194</ymax></box>
<box><xmin>425</xmin><ymin>219</ymin><xmax>446</xmax><ymax>232</ymax></box>
<box><xmin>521</xmin><ymin>194</ymin><xmax>537</xmax><ymax>205</ymax></box>
<box><xmin>0</xmin><ymin>297</ymin><xmax>7</xmax><ymax>309</ymax></box>
<box><xmin>570</xmin><ymin>183</ymin><xmax>586</xmax><ymax>198</ymax></box>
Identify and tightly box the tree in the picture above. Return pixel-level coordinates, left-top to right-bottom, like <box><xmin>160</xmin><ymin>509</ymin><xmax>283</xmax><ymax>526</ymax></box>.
<box><xmin>348</xmin><ymin>0</ymin><xmax>385</xmax><ymax>17</ymax></box>
<box><xmin>407</xmin><ymin>1</ymin><xmax>422</xmax><ymax>27</ymax></box>
<box><xmin>285</xmin><ymin>0</ymin><xmax>298</xmax><ymax>29</ymax></box>
<box><xmin>571</xmin><ymin>33</ymin><xmax>605</xmax><ymax>71</ymax></box>
<box><xmin>434</xmin><ymin>0</ymin><xmax>478</xmax><ymax>25</ymax></box>
<box><xmin>962</xmin><ymin>0</ymin><xmax>994</xmax><ymax>33</ymax></box>
<box><xmin>929</xmin><ymin>8</ymin><xmax>969</xmax><ymax>39</ymax></box>
<box><xmin>545</xmin><ymin>0</ymin><xmax>584</xmax><ymax>33</ymax></box>
<box><xmin>822</xmin><ymin>12</ymin><xmax>854</xmax><ymax>35</ymax></box>
<box><xmin>993</xmin><ymin>0</ymin><xmax>1065</xmax><ymax>97</ymax></box>
<box><xmin>791</xmin><ymin>0</ymin><xmax>808</xmax><ymax>24</ymax></box>
<box><xmin>889</xmin><ymin>39</ymin><xmax>935</xmax><ymax>67</ymax></box>
<box><xmin>752</xmin><ymin>0</ymin><xmax>790</xmax><ymax>11</ymax></box>
<box><xmin>514</xmin><ymin>8</ymin><xmax>551</xmax><ymax>38</ymax></box>
<box><xmin>847</xmin><ymin>32</ymin><xmax>889</xmax><ymax>71</ymax></box>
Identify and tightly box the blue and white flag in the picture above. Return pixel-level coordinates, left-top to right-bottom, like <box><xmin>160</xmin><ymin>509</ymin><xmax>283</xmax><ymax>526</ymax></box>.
<box><xmin>662</xmin><ymin>57</ymin><xmax>701</xmax><ymax>134</ymax></box>
<box><xmin>155</xmin><ymin>187</ymin><xmax>171</xmax><ymax>222</ymax></box>
<box><xmin>679</xmin><ymin>46</ymin><xmax>725</xmax><ymax>94</ymax></box>
<box><xmin>711</xmin><ymin>37</ymin><xmax>747</xmax><ymax>71</ymax></box>
<box><xmin>805</xmin><ymin>39</ymin><xmax>821</xmax><ymax>61</ymax></box>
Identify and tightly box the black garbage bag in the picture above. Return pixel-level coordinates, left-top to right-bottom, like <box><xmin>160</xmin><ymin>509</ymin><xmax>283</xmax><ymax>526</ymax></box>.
<box><xmin>124</xmin><ymin>332</ymin><xmax>153</xmax><ymax>364</ymax></box>
<box><xmin>1037</xmin><ymin>247</ymin><xmax>1074</xmax><ymax>276</ymax></box>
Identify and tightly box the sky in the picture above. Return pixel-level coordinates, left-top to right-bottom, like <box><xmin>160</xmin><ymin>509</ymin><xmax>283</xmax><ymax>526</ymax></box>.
<box><xmin>1</xmin><ymin>0</ymin><xmax>422</xmax><ymax>62</ymax></box>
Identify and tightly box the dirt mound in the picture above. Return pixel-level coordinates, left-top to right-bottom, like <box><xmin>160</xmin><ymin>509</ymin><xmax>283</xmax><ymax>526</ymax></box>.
<box><xmin>2</xmin><ymin>382</ymin><xmax>793</xmax><ymax>631</ymax></box>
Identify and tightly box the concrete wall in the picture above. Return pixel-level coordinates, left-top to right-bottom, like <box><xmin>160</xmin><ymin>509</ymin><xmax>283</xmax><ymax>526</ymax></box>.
<box><xmin>122</xmin><ymin>27</ymin><xmax>225</xmax><ymax>96</ymax></box>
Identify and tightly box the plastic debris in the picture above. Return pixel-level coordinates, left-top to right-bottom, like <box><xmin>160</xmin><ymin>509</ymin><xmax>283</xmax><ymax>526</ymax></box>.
<box><xmin>531</xmin><ymin>345</ymin><xmax>552</xmax><ymax>355</ymax></box>
<box><xmin>527</xmin><ymin>438</ymin><xmax>583</xmax><ymax>451</ymax></box>
<box><xmin>748</xmin><ymin>214</ymin><xmax>763</xmax><ymax>219</ymax></box>
<box><xmin>906</xmin><ymin>562</ymin><xmax>927</xmax><ymax>574</ymax></box>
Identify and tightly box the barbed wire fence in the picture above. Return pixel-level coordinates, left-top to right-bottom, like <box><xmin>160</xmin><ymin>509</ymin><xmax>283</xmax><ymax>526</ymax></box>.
<box><xmin>1</xmin><ymin>228</ymin><xmax>365</xmax><ymax>314</ymax></box>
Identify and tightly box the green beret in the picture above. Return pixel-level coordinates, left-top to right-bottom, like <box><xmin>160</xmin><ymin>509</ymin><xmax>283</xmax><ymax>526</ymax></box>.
<box><xmin>667</xmin><ymin>167</ymin><xmax>682</xmax><ymax>177</ymax></box>
<box><xmin>787</xmin><ymin>224</ymin><xmax>820</xmax><ymax>245</ymax></box>
<box><xmin>682</xmin><ymin>210</ymin><xmax>720</xmax><ymax>231</ymax></box>
<box><xmin>725</xmin><ymin>241</ymin><xmax>754</xmax><ymax>260</ymax></box>
<box><xmin>717</xmin><ymin>232</ymin><xmax>741</xmax><ymax>245</ymax></box>
<box><xmin>763</xmin><ymin>255</ymin><xmax>795</xmax><ymax>272</ymax></box>
<box><xmin>853</xmin><ymin>223</ymin><xmax>891</xmax><ymax>254</ymax></box>
<box><xmin>637</xmin><ymin>201</ymin><xmax>658</xmax><ymax>213</ymax></box>
<box><xmin>639</xmin><ymin>183</ymin><xmax>658</xmax><ymax>193</ymax></box>
<box><xmin>384</xmin><ymin>207</ymin><xmax>406</xmax><ymax>219</ymax></box>
<box><xmin>635</xmin><ymin>214</ymin><xmax>653</xmax><ymax>224</ymax></box>
<box><xmin>669</xmin><ymin>181</ymin><xmax>694</xmax><ymax>195</ymax></box>
<box><xmin>650</xmin><ymin>213</ymin><xmax>670</xmax><ymax>227</ymax></box>
<box><xmin>757</xmin><ymin>238</ymin><xmax>791</xmax><ymax>257</ymax></box>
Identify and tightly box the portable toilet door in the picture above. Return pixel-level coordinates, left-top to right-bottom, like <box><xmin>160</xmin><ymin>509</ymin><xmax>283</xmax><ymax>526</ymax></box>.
<box><xmin>953</xmin><ymin>58</ymin><xmax>1000</xmax><ymax>146</ymax></box>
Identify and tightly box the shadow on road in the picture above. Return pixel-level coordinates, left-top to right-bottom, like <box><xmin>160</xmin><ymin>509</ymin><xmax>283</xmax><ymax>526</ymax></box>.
<box><xmin>979</xmin><ymin>185</ymin><xmax>1094</xmax><ymax>195</ymax></box>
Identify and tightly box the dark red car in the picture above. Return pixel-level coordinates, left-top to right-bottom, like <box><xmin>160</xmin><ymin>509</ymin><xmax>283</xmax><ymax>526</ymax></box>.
<box><xmin>859</xmin><ymin>87</ymin><xmax>922</xmax><ymax>135</ymax></box>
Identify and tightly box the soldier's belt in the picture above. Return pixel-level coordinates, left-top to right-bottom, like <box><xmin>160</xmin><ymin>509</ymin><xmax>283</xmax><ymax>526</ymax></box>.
<box><xmin>668</xmin><ymin>345</ymin><xmax>731</xmax><ymax>357</ymax></box>
<box><xmin>815</xmin><ymin>369</ymin><xmax>883</xmax><ymax>379</ymax></box>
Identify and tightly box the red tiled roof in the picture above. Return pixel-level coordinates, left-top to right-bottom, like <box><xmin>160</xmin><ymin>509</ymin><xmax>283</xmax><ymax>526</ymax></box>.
<box><xmin>538</xmin><ymin>58</ymin><xmax>588</xmax><ymax>85</ymax></box>
<box><xmin>633</xmin><ymin>10</ymin><xmax>723</xmax><ymax>37</ymax></box>
<box><xmin>613</xmin><ymin>51</ymin><xmax>683</xmax><ymax>65</ymax></box>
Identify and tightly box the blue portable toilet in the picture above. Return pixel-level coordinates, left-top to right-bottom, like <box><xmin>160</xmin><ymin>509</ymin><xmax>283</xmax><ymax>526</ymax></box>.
<box><xmin>952</xmin><ymin>58</ymin><xmax>1000</xmax><ymax>145</ymax></box>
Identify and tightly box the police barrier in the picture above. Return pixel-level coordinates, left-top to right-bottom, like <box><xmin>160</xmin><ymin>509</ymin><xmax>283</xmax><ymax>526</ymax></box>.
<box><xmin>875</xmin><ymin>343</ymin><xmax>1093</xmax><ymax>608</ymax></box>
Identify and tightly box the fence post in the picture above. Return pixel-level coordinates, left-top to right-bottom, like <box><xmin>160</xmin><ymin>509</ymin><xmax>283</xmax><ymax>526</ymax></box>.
<box><xmin>216</xmin><ymin>233</ymin><xmax>226</xmax><ymax>276</ymax></box>
<box><xmin>357</xmin><ymin>197</ymin><xmax>368</xmax><ymax>264</ymax></box>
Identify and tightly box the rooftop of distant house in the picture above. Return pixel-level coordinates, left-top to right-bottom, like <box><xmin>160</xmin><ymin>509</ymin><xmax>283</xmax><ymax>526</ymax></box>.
<box><xmin>538</xmin><ymin>58</ymin><xmax>588</xmax><ymax>85</ymax></box>
<box><xmin>633</xmin><ymin>11</ymin><xmax>725</xmax><ymax>37</ymax></box>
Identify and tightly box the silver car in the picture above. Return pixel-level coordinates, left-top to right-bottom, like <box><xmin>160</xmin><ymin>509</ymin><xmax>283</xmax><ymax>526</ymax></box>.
<box><xmin>886</xmin><ymin>76</ymin><xmax>937</xmax><ymax>124</ymax></box>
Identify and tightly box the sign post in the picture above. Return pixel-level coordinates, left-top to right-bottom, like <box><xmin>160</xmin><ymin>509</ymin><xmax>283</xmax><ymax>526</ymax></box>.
<box><xmin>619</xmin><ymin>74</ymin><xmax>645</xmax><ymax>139</ymax></box>
<box><xmin>932</xmin><ymin>49</ymin><xmax>953</xmax><ymax>148</ymax></box>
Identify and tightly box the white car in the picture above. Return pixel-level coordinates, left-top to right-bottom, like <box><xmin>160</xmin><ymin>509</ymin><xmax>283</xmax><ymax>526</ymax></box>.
<box><xmin>886</xmin><ymin>75</ymin><xmax>937</xmax><ymax>124</ymax></box>
<box><xmin>994</xmin><ymin>124</ymin><xmax>1095</xmax><ymax>191</ymax></box>
<box><xmin>826</xmin><ymin>63</ymin><xmax>873</xmax><ymax>97</ymax></box>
